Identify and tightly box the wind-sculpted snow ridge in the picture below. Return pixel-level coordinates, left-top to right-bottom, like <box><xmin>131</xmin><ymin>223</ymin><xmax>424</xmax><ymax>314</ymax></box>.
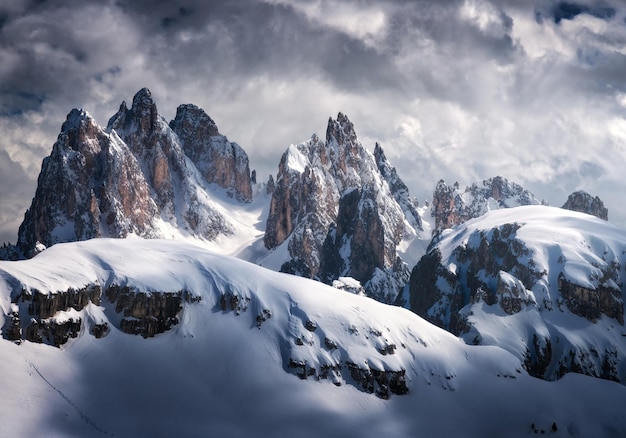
<box><xmin>264</xmin><ymin>113</ymin><xmax>424</xmax><ymax>303</ymax></box>
<box><xmin>410</xmin><ymin>205</ymin><xmax>626</xmax><ymax>384</ymax></box>
<box><xmin>1</xmin><ymin>238</ymin><xmax>626</xmax><ymax>437</ymax></box>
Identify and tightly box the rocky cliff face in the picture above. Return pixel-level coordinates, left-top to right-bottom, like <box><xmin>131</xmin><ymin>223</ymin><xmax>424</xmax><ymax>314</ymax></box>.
<box><xmin>169</xmin><ymin>104</ymin><xmax>252</xmax><ymax>202</ymax></box>
<box><xmin>264</xmin><ymin>113</ymin><xmax>421</xmax><ymax>303</ymax></box>
<box><xmin>3</xmin><ymin>282</ymin><xmax>196</xmax><ymax>345</ymax></box>
<box><xmin>16</xmin><ymin>108</ymin><xmax>159</xmax><ymax>256</ymax></box>
<box><xmin>431</xmin><ymin>176</ymin><xmax>546</xmax><ymax>233</ymax></box>
<box><xmin>13</xmin><ymin>88</ymin><xmax>252</xmax><ymax>258</ymax></box>
<box><xmin>562</xmin><ymin>190</ymin><xmax>608</xmax><ymax>220</ymax></box>
<box><xmin>409</xmin><ymin>206</ymin><xmax>626</xmax><ymax>383</ymax></box>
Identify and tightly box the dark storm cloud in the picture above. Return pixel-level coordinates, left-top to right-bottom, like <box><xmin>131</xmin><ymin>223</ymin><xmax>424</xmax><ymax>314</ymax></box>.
<box><xmin>533</xmin><ymin>0</ymin><xmax>623</xmax><ymax>24</ymax></box>
<box><xmin>550</xmin><ymin>2</ymin><xmax>616</xmax><ymax>23</ymax></box>
<box><xmin>107</xmin><ymin>0</ymin><xmax>406</xmax><ymax>94</ymax></box>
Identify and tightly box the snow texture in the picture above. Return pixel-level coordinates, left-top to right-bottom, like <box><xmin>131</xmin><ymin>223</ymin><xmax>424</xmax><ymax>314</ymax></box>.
<box><xmin>1</xmin><ymin>238</ymin><xmax>626</xmax><ymax>437</ymax></box>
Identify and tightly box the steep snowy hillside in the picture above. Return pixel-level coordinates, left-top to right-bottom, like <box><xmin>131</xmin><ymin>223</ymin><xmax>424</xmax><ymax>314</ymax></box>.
<box><xmin>1</xmin><ymin>238</ymin><xmax>625</xmax><ymax>437</ymax></box>
<box><xmin>410</xmin><ymin>205</ymin><xmax>626</xmax><ymax>383</ymax></box>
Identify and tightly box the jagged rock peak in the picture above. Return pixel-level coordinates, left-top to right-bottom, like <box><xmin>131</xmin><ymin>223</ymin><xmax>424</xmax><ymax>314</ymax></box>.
<box><xmin>326</xmin><ymin>112</ymin><xmax>357</xmax><ymax>146</ymax></box>
<box><xmin>562</xmin><ymin>190</ymin><xmax>608</xmax><ymax>220</ymax></box>
<box><xmin>10</xmin><ymin>88</ymin><xmax>253</xmax><ymax>258</ymax></box>
<box><xmin>55</xmin><ymin>109</ymin><xmax>101</xmax><ymax>152</ymax></box>
<box><xmin>265</xmin><ymin>114</ymin><xmax>418</xmax><ymax>303</ymax></box>
<box><xmin>62</xmin><ymin>108</ymin><xmax>93</xmax><ymax>131</ymax></box>
<box><xmin>170</xmin><ymin>104</ymin><xmax>252</xmax><ymax>202</ymax></box>
<box><xmin>171</xmin><ymin>104</ymin><xmax>220</xmax><ymax>137</ymax></box>
<box><xmin>106</xmin><ymin>87</ymin><xmax>159</xmax><ymax>136</ymax></box>
<box><xmin>131</xmin><ymin>87</ymin><xmax>156</xmax><ymax>113</ymax></box>
<box><xmin>16</xmin><ymin>106</ymin><xmax>159</xmax><ymax>257</ymax></box>
<box><xmin>431</xmin><ymin>176</ymin><xmax>545</xmax><ymax>232</ymax></box>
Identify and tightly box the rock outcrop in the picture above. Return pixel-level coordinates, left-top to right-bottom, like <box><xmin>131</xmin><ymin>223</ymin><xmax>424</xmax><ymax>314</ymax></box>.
<box><xmin>562</xmin><ymin>190</ymin><xmax>608</xmax><ymax>220</ymax></box>
<box><xmin>3</xmin><ymin>281</ymin><xmax>197</xmax><ymax>345</ymax></box>
<box><xmin>11</xmin><ymin>88</ymin><xmax>253</xmax><ymax>258</ymax></box>
<box><xmin>264</xmin><ymin>113</ymin><xmax>421</xmax><ymax>303</ymax></box>
<box><xmin>169</xmin><ymin>104</ymin><xmax>252</xmax><ymax>202</ymax></box>
<box><xmin>409</xmin><ymin>205</ymin><xmax>626</xmax><ymax>383</ymax></box>
<box><xmin>431</xmin><ymin>176</ymin><xmax>546</xmax><ymax>233</ymax></box>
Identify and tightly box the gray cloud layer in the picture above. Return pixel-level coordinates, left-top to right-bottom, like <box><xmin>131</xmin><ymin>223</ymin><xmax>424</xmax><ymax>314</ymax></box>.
<box><xmin>2</xmin><ymin>0</ymin><xmax>626</xmax><ymax>243</ymax></box>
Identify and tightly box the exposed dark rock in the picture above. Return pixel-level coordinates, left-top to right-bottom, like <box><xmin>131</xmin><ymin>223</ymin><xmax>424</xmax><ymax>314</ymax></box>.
<box><xmin>2</xmin><ymin>309</ymin><xmax>21</xmax><ymax>341</ymax></box>
<box><xmin>170</xmin><ymin>104</ymin><xmax>252</xmax><ymax>202</ymax></box>
<box><xmin>24</xmin><ymin>317</ymin><xmax>82</xmax><ymax>347</ymax></box>
<box><xmin>3</xmin><ymin>281</ymin><xmax>195</xmax><ymax>345</ymax></box>
<box><xmin>409</xmin><ymin>212</ymin><xmax>626</xmax><ymax>384</ymax></box>
<box><xmin>16</xmin><ymin>108</ymin><xmax>158</xmax><ymax>256</ymax></box>
<box><xmin>22</xmin><ymin>285</ymin><xmax>102</xmax><ymax>319</ymax></box>
<box><xmin>91</xmin><ymin>322</ymin><xmax>109</xmax><ymax>339</ymax></box>
<box><xmin>558</xmin><ymin>273</ymin><xmax>623</xmax><ymax>324</ymax></box>
<box><xmin>346</xmin><ymin>362</ymin><xmax>408</xmax><ymax>398</ymax></box>
<box><xmin>106</xmin><ymin>285</ymin><xmax>185</xmax><ymax>338</ymax></box>
<box><xmin>562</xmin><ymin>190</ymin><xmax>608</xmax><ymax>220</ymax></box>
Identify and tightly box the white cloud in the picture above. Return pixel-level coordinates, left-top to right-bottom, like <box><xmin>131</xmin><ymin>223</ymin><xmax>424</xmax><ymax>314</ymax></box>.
<box><xmin>2</xmin><ymin>0</ymin><xmax>626</xmax><ymax>240</ymax></box>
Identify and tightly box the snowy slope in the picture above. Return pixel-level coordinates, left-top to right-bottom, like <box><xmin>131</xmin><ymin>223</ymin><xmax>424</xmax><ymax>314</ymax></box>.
<box><xmin>1</xmin><ymin>238</ymin><xmax>626</xmax><ymax>437</ymax></box>
<box><xmin>410</xmin><ymin>205</ymin><xmax>626</xmax><ymax>383</ymax></box>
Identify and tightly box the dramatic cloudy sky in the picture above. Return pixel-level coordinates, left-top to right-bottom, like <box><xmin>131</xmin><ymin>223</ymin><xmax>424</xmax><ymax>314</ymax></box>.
<box><xmin>2</xmin><ymin>0</ymin><xmax>626</xmax><ymax>243</ymax></box>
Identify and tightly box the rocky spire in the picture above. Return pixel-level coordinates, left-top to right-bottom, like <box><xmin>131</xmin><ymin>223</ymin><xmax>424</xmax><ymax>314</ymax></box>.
<box><xmin>170</xmin><ymin>104</ymin><xmax>252</xmax><ymax>202</ymax></box>
<box><xmin>265</xmin><ymin>113</ymin><xmax>420</xmax><ymax>303</ymax></box>
<box><xmin>562</xmin><ymin>190</ymin><xmax>608</xmax><ymax>220</ymax></box>
<box><xmin>107</xmin><ymin>88</ymin><xmax>159</xmax><ymax>150</ymax></box>
<box><xmin>326</xmin><ymin>112</ymin><xmax>358</xmax><ymax>146</ymax></box>
<box><xmin>16</xmin><ymin>108</ymin><xmax>159</xmax><ymax>256</ymax></box>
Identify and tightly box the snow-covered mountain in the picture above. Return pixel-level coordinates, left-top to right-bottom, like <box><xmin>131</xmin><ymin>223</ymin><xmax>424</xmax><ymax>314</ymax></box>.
<box><xmin>431</xmin><ymin>176</ymin><xmax>547</xmax><ymax>233</ymax></box>
<box><xmin>1</xmin><ymin>238</ymin><xmax>625</xmax><ymax>437</ymax></box>
<box><xmin>263</xmin><ymin>113</ymin><xmax>424</xmax><ymax>303</ymax></box>
<box><xmin>410</xmin><ymin>205</ymin><xmax>626</xmax><ymax>383</ymax></box>
<box><xmin>2</xmin><ymin>88</ymin><xmax>626</xmax><ymax>435</ymax></box>
<box><xmin>13</xmin><ymin>88</ymin><xmax>254</xmax><ymax>258</ymax></box>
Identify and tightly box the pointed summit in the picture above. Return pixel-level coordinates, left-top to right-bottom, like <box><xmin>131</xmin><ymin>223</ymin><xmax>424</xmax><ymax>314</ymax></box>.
<box><xmin>16</xmin><ymin>107</ymin><xmax>158</xmax><ymax>256</ymax></box>
<box><xmin>55</xmin><ymin>108</ymin><xmax>102</xmax><ymax>155</ymax></box>
<box><xmin>107</xmin><ymin>88</ymin><xmax>159</xmax><ymax>140</ymax></box>
<box><xmin>326</xmin><ymin>112</ymin><xmax>357</xmax><ymax>146</ymax></box>
<box><xmin>266</xmin><ymin>114</ymin><xmax>421</xmax><ymax>303</ymax></box>
<box><xmin>170</xmin><ymin>104</ymin><xmax>252</xmax><ymax>202</ymax></box>
<box><xmin>171</xmin><ymin>104</ymin><xmax>220</xmax><ymax>138</ymax></box>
